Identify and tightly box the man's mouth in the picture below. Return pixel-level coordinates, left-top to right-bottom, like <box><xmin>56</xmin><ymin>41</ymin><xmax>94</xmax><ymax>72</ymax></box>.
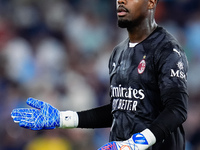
<box><xmin>117</xmin><ymin>5</ymin><xmax>128</xmax><ymax>17</ymax></box>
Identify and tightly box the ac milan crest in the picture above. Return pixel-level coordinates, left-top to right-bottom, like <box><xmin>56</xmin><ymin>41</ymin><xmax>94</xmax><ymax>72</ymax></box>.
<box><xmin>138</xmin><ymin>57</ymin><xmax>146</xmax><ymax>74</ymax></box>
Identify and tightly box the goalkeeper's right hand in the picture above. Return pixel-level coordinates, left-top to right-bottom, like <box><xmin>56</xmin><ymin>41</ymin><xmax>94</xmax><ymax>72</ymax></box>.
<box><xmin>11</xmin><ymin>97</ymin><xmax>79</xmax><ymax>130</ymax></box>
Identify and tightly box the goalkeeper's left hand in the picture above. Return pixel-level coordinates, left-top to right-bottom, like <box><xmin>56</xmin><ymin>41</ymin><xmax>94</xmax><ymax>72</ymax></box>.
<box><xmin>98</xmin><ymin>129</ymin><xmax>156</xmax><ymax>150</ymax></box>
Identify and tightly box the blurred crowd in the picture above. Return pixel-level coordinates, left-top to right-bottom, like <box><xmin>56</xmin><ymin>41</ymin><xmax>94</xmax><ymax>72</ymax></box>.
<box><xmin>0</xmin><ymin>0</ymin><xmax>200</xmax><ymax>150</ymax></box>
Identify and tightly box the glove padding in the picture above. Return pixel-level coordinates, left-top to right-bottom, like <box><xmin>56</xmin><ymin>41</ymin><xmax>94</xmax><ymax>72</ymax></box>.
<box><xmin>11</xmin><ymin>97</ymin><xmax>60</xmax><ymax>130</ymax></box>
<box><xmin>98</xmin><ymin>129</ymin><xmax>156</xmax><ymax>150</ymax></box>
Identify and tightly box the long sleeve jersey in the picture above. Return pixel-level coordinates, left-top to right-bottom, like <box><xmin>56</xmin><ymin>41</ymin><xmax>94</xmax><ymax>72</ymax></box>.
<box><xmin>78</xmin><ymin>26</ymin><xmax>188</xmax><ymax>150</ymax></box>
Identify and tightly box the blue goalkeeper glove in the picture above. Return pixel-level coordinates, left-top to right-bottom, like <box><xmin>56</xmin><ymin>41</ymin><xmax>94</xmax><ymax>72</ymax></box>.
<box><xmin>98</xmin><ymin>129</ymin><xmax>156</xmax><ymax>150</ymax></box>
<box><xmin>11</xmin><ymin>97</ymin><xmax>78</xmax><ymax>130</ymax></box>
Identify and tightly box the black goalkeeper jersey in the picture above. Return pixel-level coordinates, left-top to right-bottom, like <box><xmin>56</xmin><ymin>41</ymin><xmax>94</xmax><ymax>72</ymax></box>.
<box><xmin>108</xmin><ymin>26</ymin><xmax>188</xmax><ymax>150</ymax></box>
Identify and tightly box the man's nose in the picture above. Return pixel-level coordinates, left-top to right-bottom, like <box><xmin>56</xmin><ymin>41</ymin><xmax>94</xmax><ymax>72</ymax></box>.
<box><xmin>117</xmin><ymin>0</ymin><xmax>127</xmax><ymax>5</ymax></box>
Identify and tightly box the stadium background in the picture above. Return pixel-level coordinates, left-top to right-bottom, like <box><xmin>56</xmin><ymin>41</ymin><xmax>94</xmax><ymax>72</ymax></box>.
<box><xmin>0</xmin><ymin>0</ymin><xmax>200</xmax><ymax>149</ymax></box>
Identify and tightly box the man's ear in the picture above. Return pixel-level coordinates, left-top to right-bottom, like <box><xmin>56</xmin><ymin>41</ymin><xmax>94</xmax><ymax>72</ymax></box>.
<box><xmin>148</xmin><ymin>0</ymin><xmax>157</xmax><ymax>9</ymax></box>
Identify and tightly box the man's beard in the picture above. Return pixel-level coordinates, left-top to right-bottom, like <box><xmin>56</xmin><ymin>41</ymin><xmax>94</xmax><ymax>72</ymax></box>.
<box><xmin>118</xmin><ymin>17</ymin><xmax>143</xmax><ymax>29</ymax></box>
<box><xmin>118</xmin><ymin>19</ymin><xmax>134</xmax><ymax>29</ymax></box>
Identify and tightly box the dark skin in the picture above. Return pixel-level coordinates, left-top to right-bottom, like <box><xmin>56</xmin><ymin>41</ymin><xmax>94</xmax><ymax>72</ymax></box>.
<box><xmin>116</xmin><ymin>0</ymin><xmax>158</xmax><ymax>43</ymax></box>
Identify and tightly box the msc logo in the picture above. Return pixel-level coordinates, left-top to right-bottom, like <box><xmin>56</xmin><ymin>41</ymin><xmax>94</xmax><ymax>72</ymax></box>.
<box><xmin>170</xmin><ymin>61</ymin><xmax>186</xmax><ymax>80</ymax></box>
<box><xmin>170</xmin><ymin>69</ymin><xmax>186</xmax><ymax>80</ymax></box>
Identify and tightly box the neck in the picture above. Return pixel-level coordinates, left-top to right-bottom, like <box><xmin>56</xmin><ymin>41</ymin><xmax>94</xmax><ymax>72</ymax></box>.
<box><xmin>127</xmin><ymin>18</ymin><xmax>157</xmax><ymax>43</ymax></box>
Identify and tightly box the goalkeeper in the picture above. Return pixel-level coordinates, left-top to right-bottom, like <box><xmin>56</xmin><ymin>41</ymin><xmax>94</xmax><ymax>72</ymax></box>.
<box><xmin>11</xmin><ymin>0</ymin><xmax>189</xmax><ymax>149</ymax></box>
